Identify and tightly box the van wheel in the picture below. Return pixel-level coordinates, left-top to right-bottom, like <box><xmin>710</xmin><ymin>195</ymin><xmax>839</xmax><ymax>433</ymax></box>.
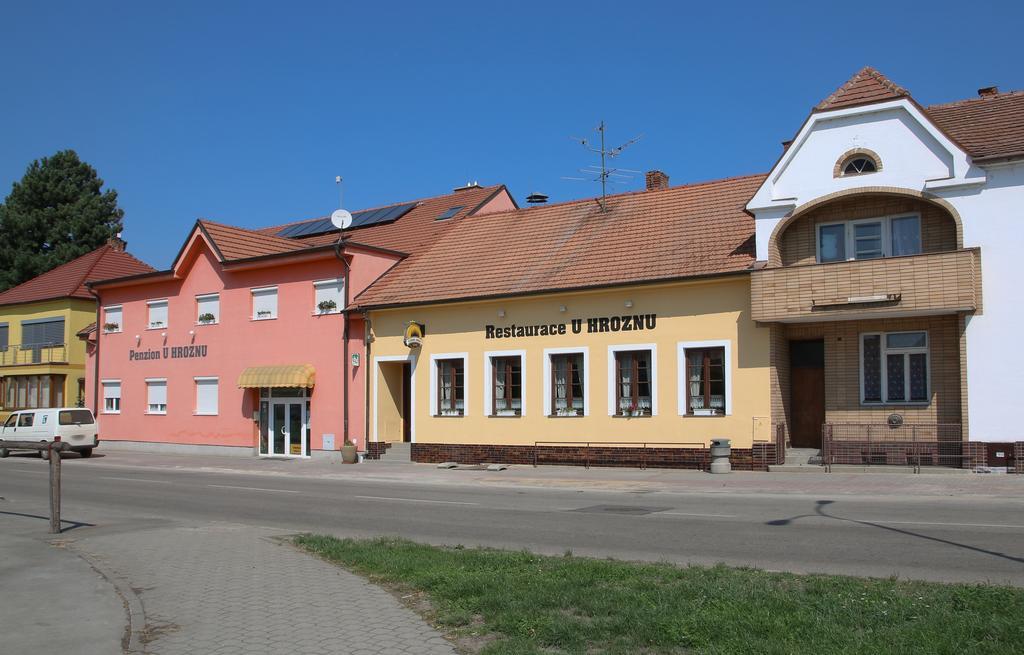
<box><xmin>0</xmin><ymin>448</ymin><xmax>9</xmax><ymax>458</ymax></box>
<box><xmin>79</xmin><ymin>448</ymin><xmax>93</xmax><ymax>458</ymax></box>
<box><xmin>40</xmin><ymin>448</ymin><xmax>50</xmax><ymax>461</ymax></box>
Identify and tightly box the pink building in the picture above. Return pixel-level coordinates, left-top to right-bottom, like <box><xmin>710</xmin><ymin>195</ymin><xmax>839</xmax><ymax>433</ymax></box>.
<box><xmin>85</xmin><ymin>184</ymin><xmax>514</xmax><ymax>458</ymax></box>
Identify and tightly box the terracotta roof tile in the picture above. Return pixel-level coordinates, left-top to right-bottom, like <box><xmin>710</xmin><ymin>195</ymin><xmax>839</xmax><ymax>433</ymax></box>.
<box><xmin>0</xmin><ymin>244</ymin><xmax>156</xmax><ymax>307</ymax></box>
<box><xmin>197</xmin><ymin>220</ymin><xmax>310</xmax><ymax>261</ymax></box>
<box><xmin>354</xmin><ymin>175</ymin><xmax>764</xmax><ymax>308</ymax></box>
<box><xmin>815</xmin><ymin>66</ymin><xmax>909</xmax><ymax>111</ymax></box>
<box><xmin>925</xmin><ymin>91</ymin><xmax>1024</xmax><ymax>160</ymax></box>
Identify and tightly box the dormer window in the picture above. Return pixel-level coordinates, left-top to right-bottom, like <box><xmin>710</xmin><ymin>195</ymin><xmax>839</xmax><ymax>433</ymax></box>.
<box><xmin>842</xmin><ymin>157</ymin><xmax>876</xmax><ymax>175</ymax></box>
<box><xmin>834</xmin><ymin>149</ymin><xmax>882</xmax><ymax>178</ymax></box>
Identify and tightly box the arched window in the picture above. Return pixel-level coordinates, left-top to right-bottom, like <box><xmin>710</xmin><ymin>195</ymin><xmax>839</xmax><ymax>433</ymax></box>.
<box><xmin>835</xmin><ymin>149</ymin><xmax>882</xmax><ymax>177</ymax></box>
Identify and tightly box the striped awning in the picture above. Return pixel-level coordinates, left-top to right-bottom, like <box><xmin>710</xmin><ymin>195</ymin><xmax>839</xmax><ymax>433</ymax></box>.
<box><xmin>237</xmin><ymin>364</ymin><xmax>315</xmax><ymax>389</ymax></box>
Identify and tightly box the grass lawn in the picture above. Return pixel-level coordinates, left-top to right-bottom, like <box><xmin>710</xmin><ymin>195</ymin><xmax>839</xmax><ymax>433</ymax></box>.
<box><xmin>294</xmin><ymin>535</ymin><xmax>1024</xmax><ymax>655</ymax></box>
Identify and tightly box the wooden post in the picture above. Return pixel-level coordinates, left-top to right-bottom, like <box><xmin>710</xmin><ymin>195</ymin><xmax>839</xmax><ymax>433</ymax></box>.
<box><xmin>48</xmin><ymin>442</ymin><xmax>61</xmax><ymax>534</ymax></box>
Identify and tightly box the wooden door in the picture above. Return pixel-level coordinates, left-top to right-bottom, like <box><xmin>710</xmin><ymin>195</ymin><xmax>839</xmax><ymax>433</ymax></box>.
<box><xmin>790</xmin><ymin>340</ymin><xmax>825</xmax><ymax>449</ymax></box>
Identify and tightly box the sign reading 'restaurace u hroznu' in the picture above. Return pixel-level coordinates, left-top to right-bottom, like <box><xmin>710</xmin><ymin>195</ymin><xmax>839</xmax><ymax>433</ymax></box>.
<box><xmin>129</xmin><ymin>345</ymin><xmax>209</xmax><ymax>361</ymax></box>
<box><xmin>485</xmin><ymin>314</ymin><xmax>657</xmax><ymax>339</ymax></box>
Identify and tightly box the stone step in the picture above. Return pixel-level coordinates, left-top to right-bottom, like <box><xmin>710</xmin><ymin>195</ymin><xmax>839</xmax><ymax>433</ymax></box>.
<box><xmin>379</xmin><ymin>442</ymin><xmax>411</xmax><ymax>462</ymax></box>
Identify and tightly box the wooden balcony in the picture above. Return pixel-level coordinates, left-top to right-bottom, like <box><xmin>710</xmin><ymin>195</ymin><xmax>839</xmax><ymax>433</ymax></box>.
<box><xmin>751</xmin><ymin>248</ymin><xmax>981</xmax><ymax>323</ymax></box>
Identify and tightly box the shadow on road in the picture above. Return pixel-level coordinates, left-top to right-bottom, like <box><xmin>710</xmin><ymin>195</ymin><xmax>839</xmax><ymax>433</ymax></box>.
<box><xmin>0</xmin><ymin>509</ymin><xmax>95</xmax><ymax>532</ymax></box>
<box><xmin>766</xmin><ymin>499</ymin><xmax>1024</xmax><ymax>566</ymax></box>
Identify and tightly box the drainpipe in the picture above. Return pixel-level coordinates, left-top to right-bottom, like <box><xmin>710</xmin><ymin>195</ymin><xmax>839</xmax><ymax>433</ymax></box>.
<box><xmin>87</xmin><ymin>286</ymin><xmax>102</xmax><ymax>413</ymax></box>
<box><xmin>333</xmin><ymin>239</ymin><xmax>351</xmax><ymax>449</ymax></box>
<box><xmin>362</xmin><ymin>309</ymin><xmax>372</xmax><ymax>448</ymax></box>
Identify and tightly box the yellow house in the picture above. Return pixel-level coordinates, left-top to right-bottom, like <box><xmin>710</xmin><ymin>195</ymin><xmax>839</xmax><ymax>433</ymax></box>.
<box><xmin>0</xmin><ymin>240</ymin><xmax>154</xmax><ymax>419</ymax></box>
<box><xmin>355</xmin><ymin>172</ymin><xmax>780</xmax><ymax>470</ymax></box>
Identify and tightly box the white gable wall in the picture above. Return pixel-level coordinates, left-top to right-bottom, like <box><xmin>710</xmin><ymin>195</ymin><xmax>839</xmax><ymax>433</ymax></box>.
<box><xmin>748</xmin><ymin>99</ymin><xmax>1024</xmax><ymax>442</ymax></box>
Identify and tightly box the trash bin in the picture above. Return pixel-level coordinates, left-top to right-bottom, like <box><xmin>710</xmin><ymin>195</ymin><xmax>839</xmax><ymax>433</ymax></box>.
<box><xmin>710</xmin><ymin>438</ymin><xmax>731</xmax><ymax>474</ymax></box>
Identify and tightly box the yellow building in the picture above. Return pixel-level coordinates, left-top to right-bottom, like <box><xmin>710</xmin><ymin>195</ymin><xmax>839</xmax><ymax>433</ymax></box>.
<box><xmin>0</xmin><ymin>240</ymin><xmax>153</xmax><ymax>419</ymax></box>
<box><xmin>355</xmin><ymin>173</ymin><xmax>780</xmax><ymax>470</ymax></box>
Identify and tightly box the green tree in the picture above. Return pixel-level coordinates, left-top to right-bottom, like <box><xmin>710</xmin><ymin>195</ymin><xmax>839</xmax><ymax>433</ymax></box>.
<box><xmin>0</xmin><ymin>150</ymin><xmax>124</xmax><ymax>291</ymax></box>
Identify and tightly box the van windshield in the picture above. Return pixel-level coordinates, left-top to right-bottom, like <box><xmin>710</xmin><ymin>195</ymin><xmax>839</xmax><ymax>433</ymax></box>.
<box><xmin>4</xmin><ymin>414</ymin><xmax>17</xmax><ymax>428</ymax></box>
<box><xmin>58</xmin><ymin>409</ymin><xmax>94</xmax><ymax>425</ymax></box>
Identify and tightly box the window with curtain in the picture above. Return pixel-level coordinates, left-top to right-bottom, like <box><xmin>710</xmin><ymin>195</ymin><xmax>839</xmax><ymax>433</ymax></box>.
<box><xmin>2</xmin><ymin>375</ymin><xmax>65</xmax><ymax>410</ymax></box>
<box><xmin>313</xmin><ymin>278</ymin><xmax>344</xmax><ymax>314</ymax></box>
<box><xmin>615</xmin><ymin>350</ymin><xmax>652</xmax><ymax>416</ymax></box>
<box><xmin>436</xmin><ymin>359</ymin><xmax>464</xmax><ymax>416</ymax></box>
<box><xmin>147</xmin><ymin>300</ymin><xmax>169</xmax><ymax>328</ymax></box>
<box><xmin>685</xmin><ymin>347</ymin><xmax>726</xmax><ymax>415</ymax></box>
<box><xmin>146</xmin><ymin>379</ymin><xmax>167</xmax><ymax>414</ymax></box>
<box><xmin>196</xmin><ymin>294</ymin><xmax>220</xmax><ymax>324</ymax></box>
<box><xmin>861</xmin><ymin>331</ymin><xmax>929</xmax><ymax>404</ymax></box>
<box><xmin>103</xmin><ymin>306</ymin><xmax>122</xmax><ymax>332</ymax></box>
<box><xmin>102</xmin><ymin>381</ymin><xmax>121</xmax><ymax>413</ymax></box>
<box><xmin>195</xmin><ymin>378</ymin><xmax>218</xmax><ymax>415</ymax></box>
<box><xmin>551</xmin><ymin>353</ymin><xmax>584</xmax><ymax>416</ymax></box>
<box><xmin>252</xmin><ymin>287</ymin><xmax>278</xmax><ymax>320</ymax></box>
<box><xmin>491</xmin><ymin>356</ymin><xmax>522</xmax><ymax>416</ymax></box>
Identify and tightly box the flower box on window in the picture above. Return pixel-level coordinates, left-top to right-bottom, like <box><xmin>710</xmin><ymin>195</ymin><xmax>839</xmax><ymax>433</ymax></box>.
<box><xmin>256</xmin><ymin>310</ymin><xmax>272</xmax><ymax>319</ymax></box>
<box><xmin>102</xmin><ymin>322</ymin><xmax>120</xmax><ymax>333</ymax></box>
<box><xmin>692</xmin><ymin>408</ymin><xmax>722</xmax><ymax>417</ymax></box>
<box><xmin>317</xmin><ymin>299</ymin><xmax>338</xmax><ymax>314</ymax></box>
<box><xmin>198</xmin><ymin>313</ymin><xmax>216</xmax><ymax>325</ymax></box>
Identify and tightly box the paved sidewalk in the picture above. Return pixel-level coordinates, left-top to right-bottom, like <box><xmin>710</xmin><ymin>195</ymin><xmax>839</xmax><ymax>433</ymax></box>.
<box><xmin>0</xmin><ymin>513</ymin><xmax>125</xmax><ymax>655</ymax></box>
<box><xmin>71</xmin><ymin>522</ymin><xmax>456</xmax><ymax>655</ymax></box>
<box><xmin>73</xmin><ymin>448</ymin><xmax>1024</xmax><ymax>499</ymax></box>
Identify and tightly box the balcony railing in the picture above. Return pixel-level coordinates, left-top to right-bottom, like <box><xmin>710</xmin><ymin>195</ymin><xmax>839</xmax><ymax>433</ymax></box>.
<box><xmin>751</xmin><ymin>248</ymin><xmax>981</xmax><ymax>323</ymax></box>
<box><xmin>0</xmin><ymin>343</ymin><xmax>69</xmax><ymax>367</ymax></box>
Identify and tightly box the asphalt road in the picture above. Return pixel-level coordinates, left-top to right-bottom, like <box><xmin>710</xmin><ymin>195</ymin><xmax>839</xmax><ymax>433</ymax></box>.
<box><xmin>3</xmin><ymin>455</ymin><xmax>1024</xmax><ymax>586</ymax></box>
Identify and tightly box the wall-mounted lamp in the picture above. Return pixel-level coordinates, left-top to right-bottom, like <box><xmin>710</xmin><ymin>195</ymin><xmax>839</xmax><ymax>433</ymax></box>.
<box><xmin>188</xmin><ymin>329</ymin><xmax>196</xmax><ymax>343</ymax></box>
<box><xmin>497</xmin><ymin>309</ymin><xmax>505</xmax><ymax>318</ymax></box>
<box><xmin>559</xmin><ymin>305</ymin><xmax>567</xmax><ymax>313</ymax></box>
<box><xmin>625</xmin><ymin>300</ymin><xmax>634</xmax><ymax>308</ymax></box>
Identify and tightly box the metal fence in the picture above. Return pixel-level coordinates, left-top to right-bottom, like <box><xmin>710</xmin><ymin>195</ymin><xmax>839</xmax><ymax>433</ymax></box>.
<box><xmin>822</xmin><ymin>423</ymin><xmax>967</xmax><ymax>472</ymax></box>
<box><xmin>0</xmin><ymin>343</ymin><xmax>69</xmax><ymax>366</ymax></box>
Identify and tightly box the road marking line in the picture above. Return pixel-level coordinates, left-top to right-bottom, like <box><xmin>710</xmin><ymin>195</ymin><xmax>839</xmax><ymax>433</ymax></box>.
<box><xmin>658</xmin><ymin>511</ymin><xmax>738</xmax><ymax>518</ymax></box>
<box><xmin>354</xmin><ymin>495</ymin><xmax>479</xmax><ymax>506</ymax></box>
<box><xmin>207</xmin><ymin>484</ymin><xmax>299</xmax><ymax>494</ymax></box>
<box><xmin>101</xmin><ymin>476</ymin><xmax>174</xmax><ymax>484</ymax></box>
<box><xmin>3</xmin><ymin>469</ymin><xmax>38</xmax><ymax>474</ymax></box>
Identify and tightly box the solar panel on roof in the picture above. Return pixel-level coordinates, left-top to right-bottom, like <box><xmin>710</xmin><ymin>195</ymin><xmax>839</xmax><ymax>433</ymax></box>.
<box><xmin>435</xmin><ymin>206</ymin><xmax>464</xmax><ymax>221</ymax></box>
<box><xmin>276</xmin><ymin>201</ymin><xmax>417</xmax><ymax>238</ymax></box>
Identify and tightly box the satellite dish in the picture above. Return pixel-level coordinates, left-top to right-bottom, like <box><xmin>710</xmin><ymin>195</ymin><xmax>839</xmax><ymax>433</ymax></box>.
<box><xmin>330</xmin><ymin>209</ymin><xmax>353</xmax><ymax>230</ymax></box>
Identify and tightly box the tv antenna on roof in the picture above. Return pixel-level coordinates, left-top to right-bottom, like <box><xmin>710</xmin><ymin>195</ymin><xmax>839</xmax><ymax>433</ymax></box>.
<box><xmin>331</xmin><ymin>175</ymin><xmax>353</xmax><ymax>230</ymax></box>
<box><xmin>563</xmin><ymin>121</ymin><xmax>642</xmax><ymax>211</ymax></box>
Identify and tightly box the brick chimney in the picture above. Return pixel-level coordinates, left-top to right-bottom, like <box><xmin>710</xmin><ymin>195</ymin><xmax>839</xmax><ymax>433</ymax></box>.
<box><xmin>645</xmin><ymin>170</ymin><xmax>669</xmax><ymax>191</ymax></box>
<box><xmin>107</xmin><ymin>236</ymin><xmax>126</xmax><ymax>251</ymax></box>
<box><xmin>978</xmin><ymin>86</ymin><xmax>999</xmax><ymax>97</ymax></box>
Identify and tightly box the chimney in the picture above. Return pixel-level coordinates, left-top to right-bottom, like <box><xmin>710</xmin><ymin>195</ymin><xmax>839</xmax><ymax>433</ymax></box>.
<box><xmin>645</xmin><ymin>170</ymin><xmax>670</xmax><ymax>191</ymax></box>
<box><xmin>978</xmin><ymin>86</ymin><xmax>999</xmax><ymax>98</ymax></box>
<box><xmin>107</xmin><ymin>236</ymin><xmax>126</xmax><ymax>251</ymax></box>
<box><xmin>453</xmin><ymin>181</ymin><xmax>482</xmax><ymax>192</ymax></box>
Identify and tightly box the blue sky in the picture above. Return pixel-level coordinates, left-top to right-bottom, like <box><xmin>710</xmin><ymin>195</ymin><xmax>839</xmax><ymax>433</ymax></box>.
<box><xmin>2</xmin><ymin>1</ymin><xmax>1022</xmax><ymax>268</ymax></box>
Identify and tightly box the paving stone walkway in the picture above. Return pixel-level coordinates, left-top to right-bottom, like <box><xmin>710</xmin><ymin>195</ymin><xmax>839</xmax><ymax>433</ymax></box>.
<box><xmin>74</xmin><ymin>522</ymin><xmax>456</xmax><ymax>655</ymax></box>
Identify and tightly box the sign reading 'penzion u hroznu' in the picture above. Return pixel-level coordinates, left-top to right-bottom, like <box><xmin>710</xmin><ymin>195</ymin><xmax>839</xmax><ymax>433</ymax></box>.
<box><xmin>485</xmin><ymin>314</ymin><xmax>657</xmax><ymax>340</ymax></box>
<box><xmin>129</xmin><ymin>345</ymin><xmax>209</xmax><ymax>361</ymax></box>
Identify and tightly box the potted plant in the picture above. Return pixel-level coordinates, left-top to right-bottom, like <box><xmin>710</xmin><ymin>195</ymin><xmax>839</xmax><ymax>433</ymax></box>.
<box><xmin>149</xmin><ymin>320</ymin><xmax>164</xmax><ymax>328</ymax></box>
<box><xmin>341</xmin><ymin>438</ymin><xmax>358</xmax><ymax>464</ymax></box>
<box><xmin>256</xmin><ymin>310</ymin><xmax>272</xmax><ymax>319</ymax></box>
<box><xmin>103</xmin><ymin>322</ymin><xmax>120</xmax><ymax>333</ymax></box>
<box><xmin>317</xmin><ymin>299</ymin><xmax>338</xmax><ymax>314</ymax></box>
<box><xmin>198</xmin><ymin>312</ymin><xmax>216</xmax><ymax>324</ymax></box>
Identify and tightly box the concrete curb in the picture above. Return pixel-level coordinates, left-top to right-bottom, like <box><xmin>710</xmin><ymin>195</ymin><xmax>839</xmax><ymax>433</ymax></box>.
<box><xmin>69</xmin><ymin>544</ymin><xmax>147</xmax><ymax>654</ymax></box>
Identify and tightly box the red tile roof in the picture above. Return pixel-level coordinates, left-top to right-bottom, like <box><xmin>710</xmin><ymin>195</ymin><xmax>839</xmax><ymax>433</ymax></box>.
<box><xmin>0</xmin><ymin>244</ymin><xmax>155</xmax><ymax>307</ymax></box>
<box><xmin>198</xmin><ymin>220</ymin><xmax>311</xmax><ymax>261</ymax></box>
<box><xmin>925</xmin><ymin>91</ymin><xmax>1024</xmax><ymax>160</ymax></box>
<box><xmin>354</xmin><ymin>175</ymin><xmax>764</xmax><ymax>308</ymax></box>
<box><xmin>816</xmin><ymin>66</ymin><xmax>909</xmax><ymax>112</ymax></box>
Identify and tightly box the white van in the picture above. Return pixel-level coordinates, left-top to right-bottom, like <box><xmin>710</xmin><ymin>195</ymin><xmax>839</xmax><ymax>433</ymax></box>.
<box><xmin>0</xmin><ymin>408</ymin><xmax>99</xmax><ymax>459</ymax></box>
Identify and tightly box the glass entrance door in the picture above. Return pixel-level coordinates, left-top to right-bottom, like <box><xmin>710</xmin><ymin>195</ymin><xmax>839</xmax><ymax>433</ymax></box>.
<box><xmin>262</xmin><ymin>400</ymin><xmax>307</xmax><ymax>457</ymax></box>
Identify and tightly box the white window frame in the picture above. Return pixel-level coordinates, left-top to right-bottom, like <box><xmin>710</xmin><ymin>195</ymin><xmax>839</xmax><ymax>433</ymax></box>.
<box><xmin>484</xmin><ymin>349</ymin><xmax>526</xmax><ymax>417</ymax></box>
<box><xmin>677</xmin><ymin>340</ymin><xmax>733</xmax><ymax>417</ymax></box>
<box><xmin>313</xmin><ymin>278</ymin><xmax>345</xmax><ymax>314</ymax></box>
<box><xmin>101</xmin><ymin>379</ymin><xmax>121</xmax><ymax>414</ymax></box>
<box><xmin>816</xmin><ymin>213</ymin><xmax>921</xmax><ymax>263</ymax></box>
<box><xmin>145</xmin><ymin>378</ymin><xmax>168</xmax><ymax>415</ymax></box>
<box><xmin>251</xmin><ymin>286</ymin><xmax>278</xmax><ymax>321</ymax></box>
<box><xmin>146</xmin><ymin>299</ymin><xmax>169</xmax><ymax>330</ymax></box>
<box><xmin>103</xmin><ymin>306</ymin><xmax>123</xmax><ymax>333</ymax></box>
<box><xmin>196</xmin><ymin>293</ymin><xmax>220</xmax><ymax>325</ymax></box>
<box><xmin>429</xmin><ymin>352</ymin><xmax>469</xmax><ymax>417</ymax></box>
<box><xmin>543</xmin><ymin>347</ymin><xmax>589</xmax><ymax>417</ymax></box>
<box><xmin>859</xmin><ymin>331</ymin><xmax>930</xmax><ymax>405</ymax></box>
<box><xmin>194</xmin><ymin>376</ymin><xmax>219</xmax><ymax>416</ymax></box>
<box><xmin>607</xmin><ymin>343</ymin><xmax>658</xmax><ymax>417</ymax></box>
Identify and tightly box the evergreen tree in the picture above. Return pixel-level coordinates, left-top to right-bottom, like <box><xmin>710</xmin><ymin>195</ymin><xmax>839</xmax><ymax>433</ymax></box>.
<box><xmin>0</xmin><ymin>150</ymin><xmax>124</xmax><ymax>291</ymax></box>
